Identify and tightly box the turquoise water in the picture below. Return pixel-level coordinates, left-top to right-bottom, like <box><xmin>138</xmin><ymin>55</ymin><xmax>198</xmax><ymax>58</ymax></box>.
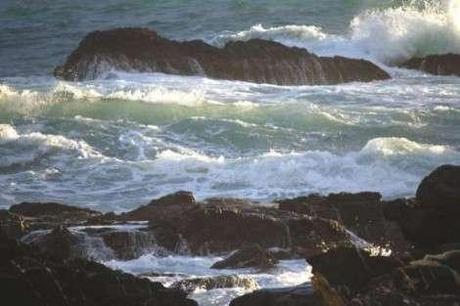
<box><xmin>1</xmin><ymin>0</ymin><xmax>460</xmax><ymax>211</ymax></box>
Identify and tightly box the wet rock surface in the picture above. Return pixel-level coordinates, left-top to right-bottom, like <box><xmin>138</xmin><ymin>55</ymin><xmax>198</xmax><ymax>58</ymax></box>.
<box><xmin>278</xmin><ymin>192</ymin><xmax>411</xmax><ymax>255</ymax></box>
<box><xmin>9</xmin><ymin>201</ymin><xmax>102</xmax><ymax>230</ymax></box>
<box><xmin>54</xmin><ymin>28</ymin><xmax>391</xmax><ymax>85</ymax></box>
<box><xmin>0</xmin><ymin>232</ymin><xmax>197</xmax><ymax>306</ymax></box>
<box><xmin>171</xmin><ymin>275</ymin><xmax>258</xmax><ymax>294</ymax></box>
<box><xmin>229</xmin><ymin>283</ymin><xmax>322</xmax><ymax>306</ymax></box>
<box><xmin>211</xmin><ymin>244</ymin><xmax>278</xmax><ymax>270</ymax></box>
<box><xmin>145</xmin><ymin>197</ymin><xmax>352</xmax><ymax>257</ymax></box>
<box><xmin>0</xmin><ymin>209</ymin><xmax>27</xmax><ymax>239</ymax></box>
<box><xmin>399</xmin><ymin>54</ymin><xmax>460</xmax><ymax>76</ymax></box>
<box><xmin>306</xmin><ymin>245</ymin><xmax>403</xmax><ymax>291</ymax></box>
<box><xmin>416</xmin><ymin>164</ymin><xmax>460</xmax><ymax>210</ymax></box>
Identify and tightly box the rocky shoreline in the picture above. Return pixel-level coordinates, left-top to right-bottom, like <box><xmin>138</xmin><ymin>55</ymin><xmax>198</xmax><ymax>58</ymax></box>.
<box><xmin>1</xmin><ymin>164</ymin><xmax>460</xmax><ymax>305</ymax></box>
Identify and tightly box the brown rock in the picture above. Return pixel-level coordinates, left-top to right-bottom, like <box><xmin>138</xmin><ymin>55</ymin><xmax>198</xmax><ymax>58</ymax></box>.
<box><xmin>229</xmin><ymin>283</ymin><xmax>322</xmax><ymax>306</ymax></box>
<box><xmin>416</xmin><ymin>165</ymin><xmax>460</xmax><ymax>210</ymax></box>
<box><xmin>211</xmin><ymin>244</ymin><xmax>278</xmax><ymax>270</ymax></box>
<box><xmin>142</xmin><ymin>195</ymin><xmax>352</xmax><ymax>256</ymax></box>
<box><xmin>0</xmin><ymin>232</ymin><xmax>197</xmax><ymax>306</ymax></box>
<box><xmin>306</xmin><ymin>246</ymin><xmax>403</xmax><ymax>291</ymax></box>
<box><xmin>0</xmin><ymin>209</ymin><xmax>27</xmax><ymax>239</ymax></box>
<box><xmin>55</xmin><ymin>28</ymin><xmax>390</xmax><ymax>85</ymax></box>
<box><xmin>279</xmin><ymin>192</ymin><xmax>411</xmax><ymax>255</ymax></box>
<box><xmin>171</xmin><ymin>275</ymin><xmax>258</xmax><ymax>294</ymax></box>
<box><xmin>399</xmin><ymin>54</ymin><xmax>460</xmax><ymax>76</ymax></box>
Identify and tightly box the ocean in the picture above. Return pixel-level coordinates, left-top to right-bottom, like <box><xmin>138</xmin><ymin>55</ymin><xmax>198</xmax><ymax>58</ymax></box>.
<box><xmin>1</xmin><ymin>0</ymin><xmax>460</xmax><ymax>304</ymax></box>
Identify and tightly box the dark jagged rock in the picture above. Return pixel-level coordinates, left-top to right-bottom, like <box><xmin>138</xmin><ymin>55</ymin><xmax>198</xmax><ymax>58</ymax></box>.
<box><xmin>229</xmin><ymin>283</ymin><xmax>322</xmax><ymax>306</ymax></box>
<box><xmin>278</xmin><ymin>192</ymin><xmax>411</xmax><ymax>255</ymax></box>
<box><xmin>0</xmin><ymin>232</ymin><xmax>197</xmax><ymax>306</ymax></box>
<box><xmin>54</xmin><ymin>28</ymin><xmax>390</xmax><ymax>85</ymax></box>
<box><xmin>21</xmin><ymin>226</ymin><xmax>89</xmax><ymax>260</ymax></box>
<box><xmin>395</xmin><ymin>260</ymin><xmax>460</xmax><ymax>295</ymax></box>
<box><xmin>123</xmin><ymin>191</ymin><xmax>196</xmax><ymax>221</ymax></box>
<box><xmin>211</xmin><ymin>244</ymin><xmax>278</xmax><ymax>269</ymax></box>
<box><xmin>171</xmin><ymin>275</ymin><xmax>258</xmax><ymax>294</ymax></box>
<box><xmin>143</xmin><ymin>196</ymin><xmax>352</xmax><ymax>256</ymax></box>
<box><xmin>384</xmin><ymin>165</ymin><xmax>460</xmax><ymax>249</ymax></box>
<box><xmin>9</xmin><ymin>201</ymin><xmax>102</xmax><ymax>230</ymax></box>
<box><xmin>400</xmin><ymin>54</ymin><xmax>460</xmax><ymax>76</ymax></box>
<box><xmin>425</xmin><ymin>250</ymin><xmax>460</xmax><ymax>273</ymax></box>
<box><xmin>416</xmin><ymin>165</ymin><xmax>460</xmax><ymax>209</ymax></box>
<box><xmin>23</xmin><ymin>225</ymin><xmax>158</xmax><ymax>261</ymax></box>
<box><xmin>306</xmin><ymin>246</ymin><xmax>403</xmax><ymax>291</ymax></box>
<box><xmin>305</xmin><ymin>245</ymin><xmax>460</xmax><ymax>306</ymax></box>
<box><xmin>10</xmin><ymin>201</ymin><xmax>101</xmax><ymax>219</ymax></box>
<box><xmin>0</xmin><ymin>209</ymin><xmax>27</xmax><ymax>239</ymax></box>
<box><xmin>100</xmin><ymin>229</ymin><xmax>156</xmax><ymax>260</ymax></box>
<box><xmin>347</xmin><ymin>251</ymin><xmax>460</xmax><ymax>305</ymax></box>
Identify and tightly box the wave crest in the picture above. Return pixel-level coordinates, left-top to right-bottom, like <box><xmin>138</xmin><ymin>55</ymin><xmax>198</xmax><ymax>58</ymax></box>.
<box><xmin>210</xmin><ymin>0</ymin><xmax>460</xmax><ymax>64</ymax></box>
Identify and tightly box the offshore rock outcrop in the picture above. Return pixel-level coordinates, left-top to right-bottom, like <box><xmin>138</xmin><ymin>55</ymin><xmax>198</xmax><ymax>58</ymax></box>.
<box><xmin>399</xmin><ymin>54</ymin><xmax>460</xmax><ymax>76</ymax></box>
<box><xmin>54</xmin><ymin>28</ymin><xmax>391</xmax><ymax>85</ymax></box>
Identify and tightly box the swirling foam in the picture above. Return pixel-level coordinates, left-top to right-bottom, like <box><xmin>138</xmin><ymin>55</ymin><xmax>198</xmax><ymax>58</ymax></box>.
<box><xmin>0</xmin><ymin>124</ymin><xmax>100</xmax><ymax>167</ymax></box>
<box><xmin>211</xmin><ymin>0</ymin><xmax>460</xmax><ymax>64</ymax></box>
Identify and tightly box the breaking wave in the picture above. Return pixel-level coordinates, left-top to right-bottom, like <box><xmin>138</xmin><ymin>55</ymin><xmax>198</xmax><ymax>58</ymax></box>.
<box><xmin>211</xmin><ymin>0</ymin><xmax>460</xmax><ymax>64</ymax></box>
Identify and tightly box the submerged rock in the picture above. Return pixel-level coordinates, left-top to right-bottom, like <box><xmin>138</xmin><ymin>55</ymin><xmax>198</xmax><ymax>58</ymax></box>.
<box><xmin>0</xmin><ymin>232</ymin><xmax>198</xmax><ymax>306</ymax></box>
<box><xmin>399</xmin><ymin>54</ymin><xmax>460</xmax><ymax>76</ymax></box>
<box><xmin>171</xmin><ymin>275</ymin><xmax>258</xmax><ymax>294</ymax></box>
<box><xmin>54</xmin><ymin>28</ymin><xmax>390</xmax><ymax>85</ymax></box>
<box><xmin>211</xmin><ymin>244</ymin><xmax>278</xmax><ymax>270</ymax></box>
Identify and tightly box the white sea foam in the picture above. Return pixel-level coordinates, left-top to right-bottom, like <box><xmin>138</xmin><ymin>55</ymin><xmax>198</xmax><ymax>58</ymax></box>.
<box><xmin>211</xmin><ymin>0</ymin><xmax>460</xmax><ymax>64</ymax></box>
<box><xmin>104</xmin><ymin>254</ymin><xmax>310</xmax><ymax>305</ymax></box>
<box><xmin>0</xmin><ymin>124</ymin><xmax>101</xmax><ymax>167</ymax></box>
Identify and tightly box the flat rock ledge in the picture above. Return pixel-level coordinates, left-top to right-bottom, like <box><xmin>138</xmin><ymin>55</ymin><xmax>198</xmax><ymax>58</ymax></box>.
<box><xmin>54</xmin><ymin>27</ymin><xmax>390</xmax><ymax>85</ymax></box>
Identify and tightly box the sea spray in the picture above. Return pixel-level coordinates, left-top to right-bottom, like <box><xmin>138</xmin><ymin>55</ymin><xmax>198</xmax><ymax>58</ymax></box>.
<box><xmin>211</xmin><ymin>0</ymin><xmax>460</xmax><ymax>64</ymax></box>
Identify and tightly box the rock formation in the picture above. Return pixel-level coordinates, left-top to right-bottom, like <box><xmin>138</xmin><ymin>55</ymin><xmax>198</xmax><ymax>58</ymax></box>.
<box><xmin>54</xmin><ymin>28</ymin><xmax>391</xmax><ymax>85</ymax></box>
<box><xmin>399</xmin><ymin>54</ymin><xmax>460</xmax><ymax>76</ymax></box>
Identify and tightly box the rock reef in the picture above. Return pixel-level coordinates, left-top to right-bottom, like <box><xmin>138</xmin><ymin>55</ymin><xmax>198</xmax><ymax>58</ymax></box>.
<box><xmin>54</xmin><ymin>28</ymin><xmax>391</xmax><ymax>85</ymax></box>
